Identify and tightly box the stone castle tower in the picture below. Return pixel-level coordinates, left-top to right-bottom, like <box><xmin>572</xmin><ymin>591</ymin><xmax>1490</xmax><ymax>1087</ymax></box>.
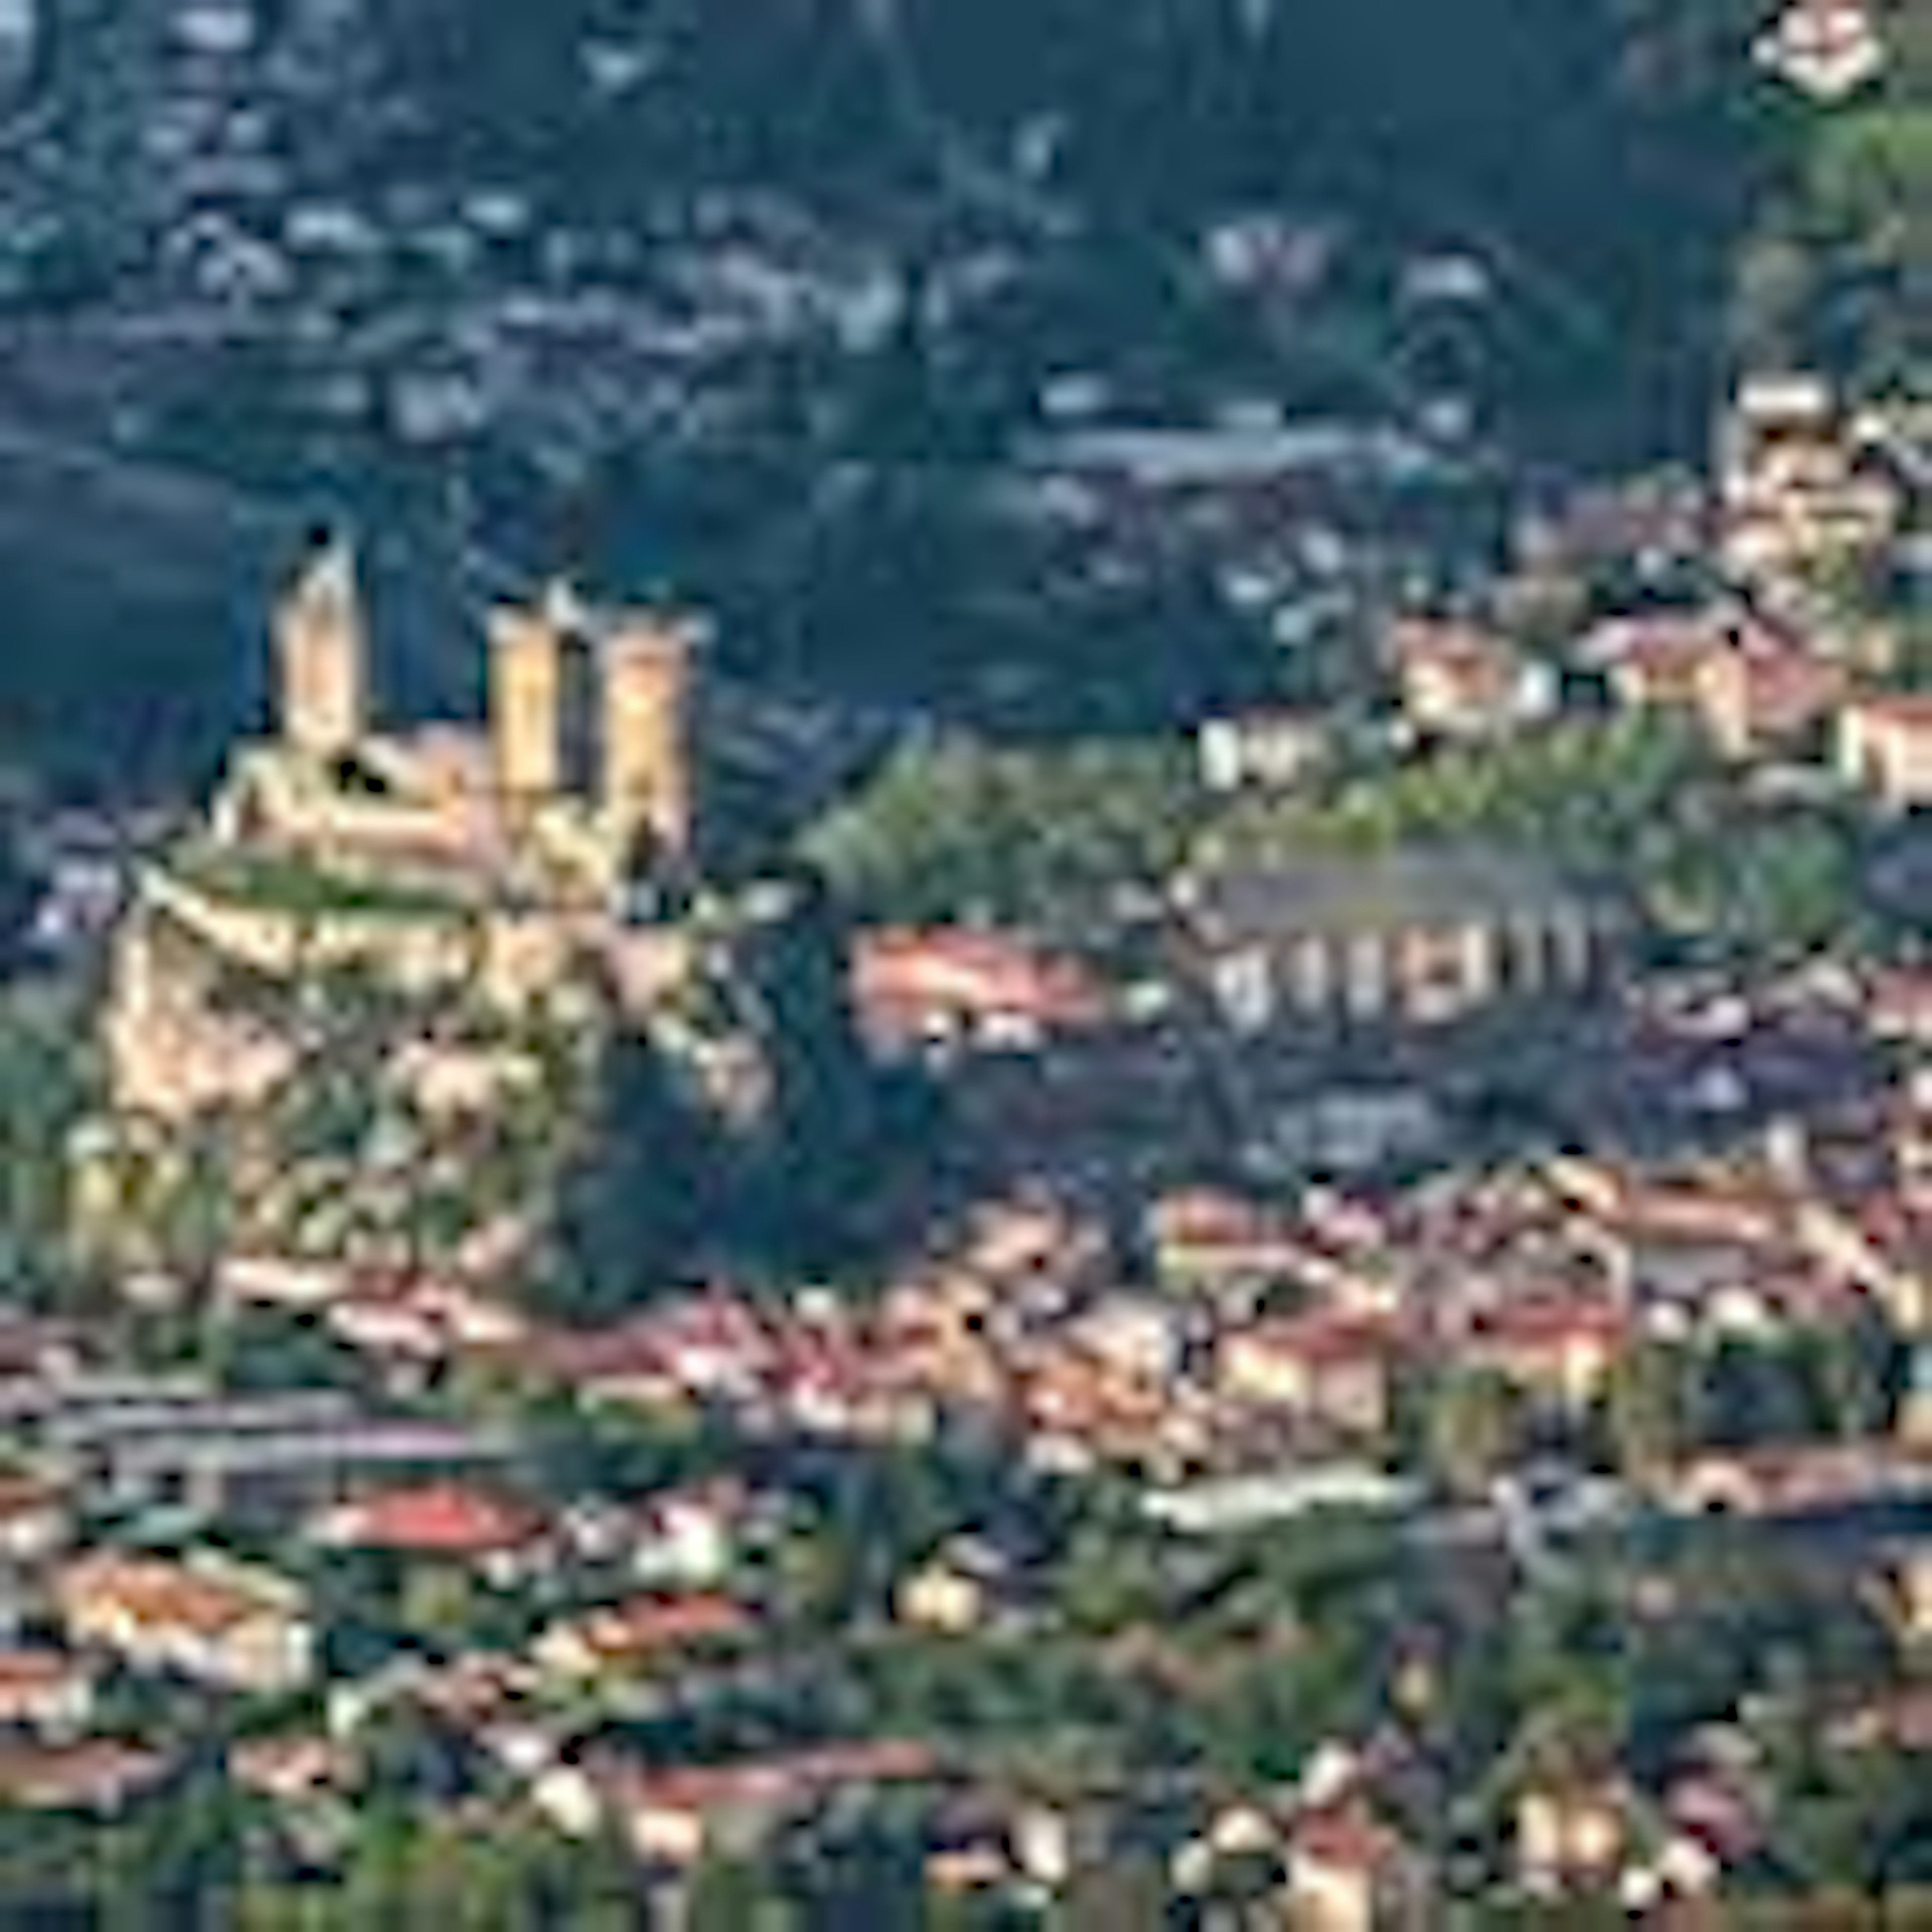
<box><xmin>484</xmin><ymin>588</ymin><xmax>697</xmax><ymax>867</ymax></box>
<box><xmin>275</xmin><ymin>538</ymin><xmax>366</xmax><ymax>758</ymax></box>
<box><xmin>260</xmin><ymin>545</ymin><xmax>698</xmax><ymax>890</ymax></box>
<box><xmin>601</xmin><ymin>615</ymin><xmax>696</xmax><ymax>866</ymax></box>
<box><xmin>489</xmin><ymin>600</ymin><xmax>566</xmax><ymax>804</ymax></box>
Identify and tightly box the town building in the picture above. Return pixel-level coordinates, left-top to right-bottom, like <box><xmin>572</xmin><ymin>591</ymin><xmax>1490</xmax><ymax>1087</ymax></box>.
<box><xmin>1286</xmin><ymin>1807</ymin><xmax>1416</xmax><ymax>1932</ymax></box>
<box><xmin>1717</xmin><ymin>374</ymin><xmax>1901</xmax><ymax>592</ymax></box>
<box><xmin>533</xmin><ymin>1593</ymin><xmax>752</xmax><ymax>1679</ymax></box>
<box><xmin>1516</xmin><ymin>1780</ymin><xmax>1629</xmax><ymax>1898</ymax></box>
<box><xmin>1389</xmin><ymin>618</ymin><xmax>1554</xmax><ymax>741</ymax></box>
<box><xmin>1580</xmin><ymin>604</ymin><xmax>1845</xmax><ymax>757</ymax></box>
<box><xmin>308</xmin><ymin>1480</ymin><xmax>547</xmax><ymax>1585</ymax></box>
<box><xmin>1217</xmin><ymin>1312</ymin><xmax>1395</xmax><ymax>1436</ymax></box>
<box><xmin>55</xmin><ymin>1552</ymin><xmax>313</xmax><ymax>1695</ymax></box>
<box><xmin>1838</xmin><ymin>691</ymin><xmax>1932</xmax><ymax>809</ymax></box>
<box><xmin>0</xmin><ymin>1650</ymin><xmax>96</xmax><ymax>1739</ymax></box>
<box><xmin>0</xmin><ymin>1473</ymin><xmax>71</xmax><ymax>1567</ymax></box>
<box><xmin>1755</xmin><ymin>0</ymin><xmax>1887</xmax><ymax>100</ymax></box>
<box><xmin>1196</xmin><ymin>710</ymin><xmax>1329</xmax><ymax>793</ymax></box>
<box><xmin>852</xmin><ymin>927</ymin><xmax>1106</xmax><ymax>1055</ymax></box>
<box><xmin>1465</xmin><ymin>1300</ymin><xmax>1631</xmax><ymax>1408</ymax></box>
<box><xmin>896</xmin><ymin>1552</ymin><xmax>992</xmax><ymax>1636</ymax></box>
<box><xmin>1174</xmin><ymin>847</ymin><xmax>1616</xmax><ymax>1033</ymax></box>
<box><xmin>0</xmin><ymin>1742</ymin><xmax>171</xmax><ymax>1817</ymax></box>
<box><xmin>1689</xmin><ymin>627</ymin><xmax>1845</xmax><ymax>759</ymax></box>
<box><xmin>1581</xmin><ymin>612</ymin><xmax>1727</xmax><ymax>713</ymax></box>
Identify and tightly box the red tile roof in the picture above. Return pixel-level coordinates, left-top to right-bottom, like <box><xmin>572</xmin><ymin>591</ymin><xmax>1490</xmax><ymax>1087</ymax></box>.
<box><xmin>597</xmin><ymin>1738</ymin><xmax>937</xmax><ymax>1815</ymax></box>
<box><xmin>319</xmin><ymin>1482</ymin><xmax>544</xmax><ymax>1558</ymax></box>
<box><xmin>1470</xmin><ymin>1299</ymin><xmax>1631</xmax><ymax>1355</ymax></box>
<box><xmin>855</xmin><ymin>929</ymin><xmax>1105</xmax><ymax>1028</ymax></box>
<box><xmin>1847</xmin><ymin>690</ymin><xmax>1932</xmax><ymax>733</ymax></box>
<box><xmin>0</xmin><ymin>1742</ymin><xmax>169</xmax><ymax>1812</ymax></box>
<box><xmin>0</xmin><ymin>1649</ymin><xmax>88</xmax><ymax>1696</ymax></box>
<box><xmin>1236</xmin><ymin>1310</ymin><xmax>1399</xmax><ymax>1370</ymax></box>
<box><xmin>568</xmin><ymin>1593</ymin><xmax>754</xmax><ymax>1658</ymax></box>
<box><xmin>1294</xmin><ymin>1805</ymin><xmax>1403</xmax><ymax>1872</ymax></box>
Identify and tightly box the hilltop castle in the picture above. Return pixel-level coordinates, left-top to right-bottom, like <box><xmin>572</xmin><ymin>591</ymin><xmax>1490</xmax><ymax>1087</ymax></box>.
<box><xmin>103</xmin><ymin>544</ymin><xmax>716</xmax><ymax>1126</ymax></box>
<box><xmin>221</xmin><ymin>538</ymin><xmax>699</xmax><ymax>907</ymax></box>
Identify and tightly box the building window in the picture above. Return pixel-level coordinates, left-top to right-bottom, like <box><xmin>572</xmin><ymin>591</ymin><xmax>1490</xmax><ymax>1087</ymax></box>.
<box><xmin>1215</xmin><ymin>948</ymin><xmax>1275</xmax><ymax>1032</ymax></box>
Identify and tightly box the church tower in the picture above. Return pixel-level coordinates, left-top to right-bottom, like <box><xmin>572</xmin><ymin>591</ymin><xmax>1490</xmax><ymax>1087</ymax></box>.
<box><xmin>276</xmin><ymin>538</ymin><xmax>365</xmax><ymax>759</ymax></box>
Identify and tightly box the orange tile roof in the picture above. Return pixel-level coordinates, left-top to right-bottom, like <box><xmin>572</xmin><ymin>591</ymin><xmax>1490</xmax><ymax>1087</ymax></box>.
<box><xmin>59</xmin><ymin>1554</ymin><xmax>291</xmax><ymax>1640</ymax></box>
<box><xmin>1295</xmin><ymin>1805</ymin><xmax>1404</xmax><ymax>1872</ymax></box>
<box><xmin>1848</xmin><ymin>690</ymin><xmax>1932</xmax><ymax>732</ymax></box>
<box><xmin>323</xmin><ymin>1482</ymin><xmax>544</xmax><ymax>1557</ymax></box>
<box><xmin>0</xmin><ymin>1649</ymin><xmax>88</xmax><ymax>1694</ymax></box>
<box><xmin>566</xmin><ymin>1593</ymin><xmax>754</xmax><ymax>1660</ymax></box>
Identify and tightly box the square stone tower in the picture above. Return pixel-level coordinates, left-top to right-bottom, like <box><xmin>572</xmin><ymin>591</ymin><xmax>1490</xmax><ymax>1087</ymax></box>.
<box><xmin>276</xmin><ymin>538</ymin><xmax>365</xmax><ymax>758</ymax></box>
<box><xmin>601</xmin><ymin>615</ymin><xmax>697</xmax><ymax>867</ymax></box>
<box><xmin>490</xmin><ymin>600</ymin><xmax>565</xmax><ymax>804</ymax></box>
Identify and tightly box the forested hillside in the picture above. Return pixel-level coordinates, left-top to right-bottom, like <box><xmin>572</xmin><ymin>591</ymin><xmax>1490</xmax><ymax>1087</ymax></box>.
<box><xmin>388</xmin><ymin>0</ymin><xmax>1786</xmax><ymax>455</ymax></box>
<box><xmin>0</xmin><ymin>0</ymin><xmax>1922</xmax><ymax>788</ymax></box>
<box><xmin>1734</xmin><ymin>5</ymin><xmax>1932</xmax><ymax>386</ymax></box>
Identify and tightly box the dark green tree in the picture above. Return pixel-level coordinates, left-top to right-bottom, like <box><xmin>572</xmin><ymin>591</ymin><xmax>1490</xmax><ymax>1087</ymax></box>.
<box><xmin>549</xmin><ymin>1023</ymin><xmax>723</xmax><ymax>1321</ymax></box>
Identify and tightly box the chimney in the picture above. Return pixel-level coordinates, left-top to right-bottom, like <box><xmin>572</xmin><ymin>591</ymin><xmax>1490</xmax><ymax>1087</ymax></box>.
<box><xmin>276</xmin><ymin>536</ymin><xmax>365</xmax><ymax>758</ymax></box>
